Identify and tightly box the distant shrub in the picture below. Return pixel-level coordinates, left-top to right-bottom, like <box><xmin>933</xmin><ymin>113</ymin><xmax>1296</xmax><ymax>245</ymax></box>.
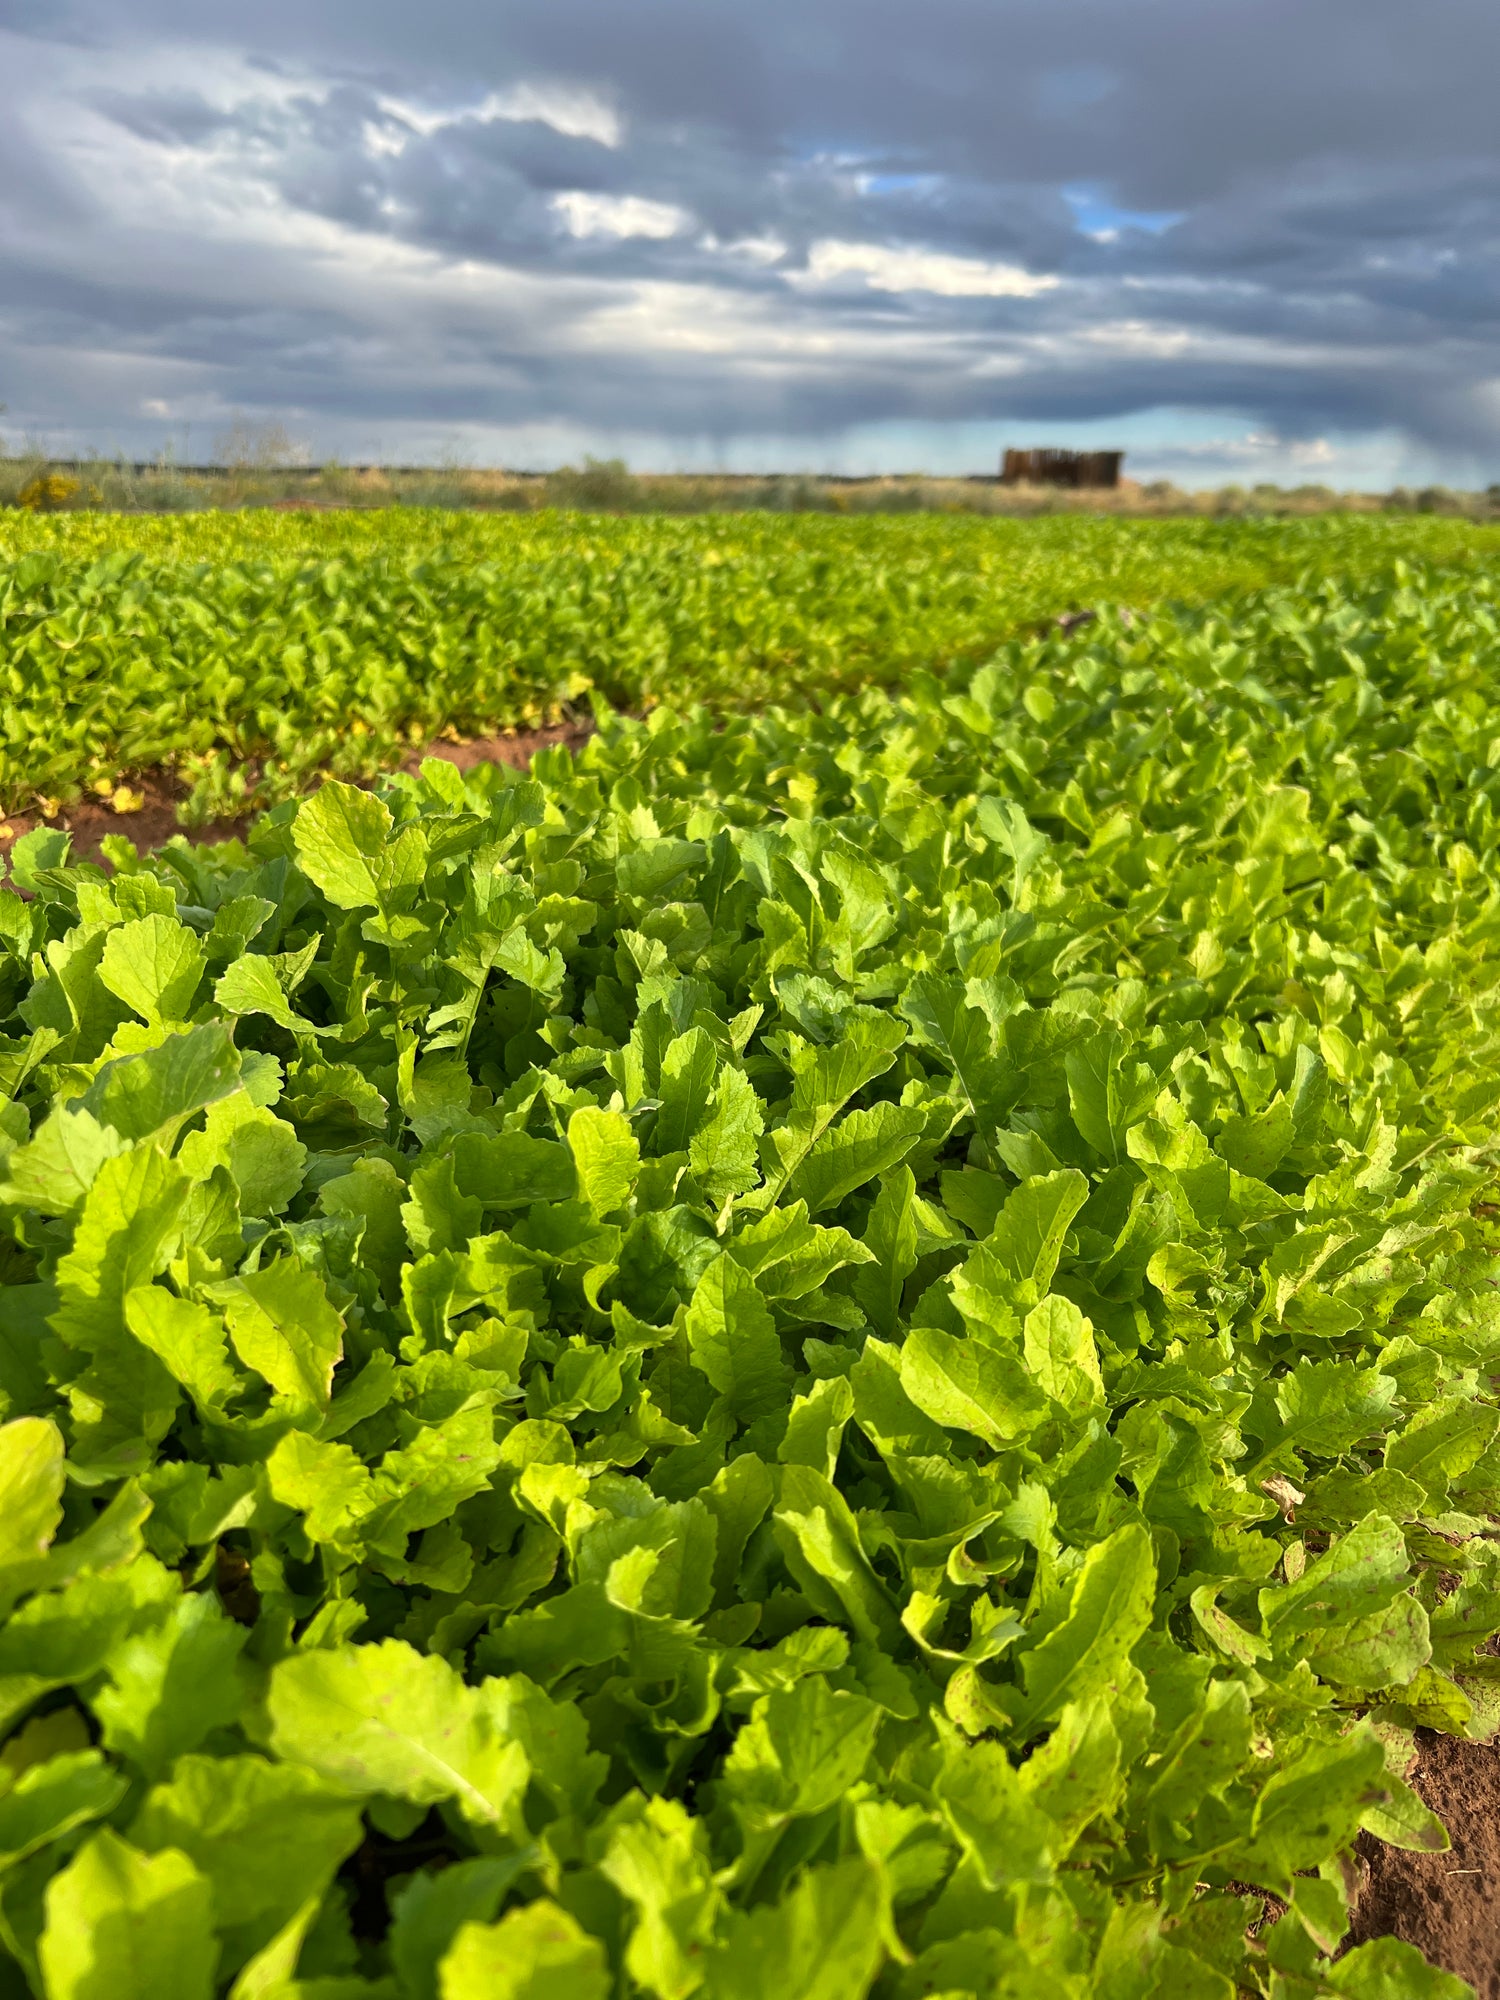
<box><xmin>545</xmin><ymin>456</ymin><xmax>642</xmax><ymax>511</ymax></box>
<box><xmin>15</xmin><ymin>473</ymin><xmax>89</xmax><ymax>512</ymax></box>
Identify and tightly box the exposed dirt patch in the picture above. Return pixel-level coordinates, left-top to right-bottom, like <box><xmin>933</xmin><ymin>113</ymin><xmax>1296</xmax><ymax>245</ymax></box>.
<box><xmin>1349</xmin><ymin>1730</ymin><xmax>1500</xmax><ymax>1997</ymax></box>
<box><xmin>407</xmin><ymin>720</ymin><xmax>591</xmax><ymax>778</ymax></box>
<box><xmin>0</xmin><ymin>777</ymin><xmax>251</xmax><ymax>869</ymax></box>
<box><xmin>0</xmin><ymin>722</ymin><xmax>595</xmax><ymax>868</ymax></box>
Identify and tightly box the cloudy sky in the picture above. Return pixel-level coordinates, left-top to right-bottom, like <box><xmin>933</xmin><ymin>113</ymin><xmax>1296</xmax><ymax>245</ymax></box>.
<box><xmin>2</xmin><ymin>0</ymin><xmax>1498</xmax><ymax>485</ymax></box>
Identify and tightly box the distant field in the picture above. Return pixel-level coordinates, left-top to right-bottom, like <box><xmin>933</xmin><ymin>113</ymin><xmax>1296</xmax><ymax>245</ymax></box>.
<box><xmin>3</xmin><ymin>510</ymin><xmax>1500</xmax><ymax>822</ymax></box>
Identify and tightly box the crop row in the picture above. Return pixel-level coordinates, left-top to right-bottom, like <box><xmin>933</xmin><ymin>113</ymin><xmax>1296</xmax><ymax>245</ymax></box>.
<box><xmin>3</xmin><ymin>512</ymin><xmax>1500</xmax><ymax>824</ymax></box>
<box><xmin>0</xmin><ymin>565</ymin><xmax>1494</xmax><ymax>1995</ymax></box>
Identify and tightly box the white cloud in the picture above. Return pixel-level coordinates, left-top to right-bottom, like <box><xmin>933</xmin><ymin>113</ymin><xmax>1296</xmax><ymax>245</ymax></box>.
<box><xmin>6</xmin><ymin>8</ymin><xmax>1500</xmax><ymax>485</ymax></box>
<box><xmin>375</xmin><ymin>82</ymin><xmax>621</xmax><ymax>150</ymax></box>
<box><xmin>1077</xmin><ymin>318</ymin><xmax>1193</xmax><ymax>357</ymax></box>
<box><xmin>553</xmin><ymin>191</ymin><xmax>689</xmax><ymax>241</ymax></box>
<box><xmin>363</xmin><ymin>120</ymin><xmax>408</xmax><ymax>160</ymax></box>
<box><xmin>476</xmin><ymin>84</ymin><xmax>622</xmax><ymax>147</ymax></box>
<box><xmin>795</xmin><ymin>240</ymin><xmax>1060</xmax><ymax>298</ymax></box>
<box><xmin>1165</xmin><ymin>429</ymin><xmax>1336</xmax><ymax>463</ymax></box>
<box><xmin>699</xmin><ymin>232</ymin><xmax>788</xmax><ymax>266</ymax></box>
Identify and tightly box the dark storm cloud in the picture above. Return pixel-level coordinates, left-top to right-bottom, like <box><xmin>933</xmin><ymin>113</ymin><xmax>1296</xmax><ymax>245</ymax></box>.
<box><xmin>2</xmin><ymin>0</ymin><xmax>1500</xmax><ymax>477</ymax></box>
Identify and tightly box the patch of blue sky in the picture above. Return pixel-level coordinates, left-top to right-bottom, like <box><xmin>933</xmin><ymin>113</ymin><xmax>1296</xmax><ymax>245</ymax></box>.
<box><xmin>1063</xmin><ymin>184</ymin><xmax>1185</xmax><ymax>238</ymax></box>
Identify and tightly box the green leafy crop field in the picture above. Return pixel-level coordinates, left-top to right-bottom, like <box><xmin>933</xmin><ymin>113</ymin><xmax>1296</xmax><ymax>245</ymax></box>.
<box><xmin>3</xmin><ymin>510</ymin><xmax>1500</xmax><ymax>823</ymax></box>
<box><xmin>0</xmin><ymin>562</ymin><xmax>1497</xmax><ymax>1996</ymax></box>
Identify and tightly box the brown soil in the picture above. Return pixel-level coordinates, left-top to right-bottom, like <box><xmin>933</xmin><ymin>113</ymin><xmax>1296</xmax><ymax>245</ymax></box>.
<box><xmin>1350</xmin><ymin>1731</ymin><xmax>1500</xmax><ymax>1997</ymax></box>
<box><xmin>412</xmin><ymin>721</ymin><xmax>591</xmax><ymax>777</ymax></box>
<box><xmin>0</xmin><ymin>786</ymin><xmax>253</xmax><ymax>869</ymax></box>
<box><xmin>0</xmin><ymin>722</ymin><xmax>594</xmax><ymax>869</ymax></box>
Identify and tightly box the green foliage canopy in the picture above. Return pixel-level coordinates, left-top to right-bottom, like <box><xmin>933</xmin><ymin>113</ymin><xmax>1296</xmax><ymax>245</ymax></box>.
<box><xmin>1</xmin><ymin>510</ymin><xmax>1498</xmax><ymax>821</ymax></box>
<box><xmin>0</xmin><ymin>566</ymin><xmax>1497</xmax><ymax>1995</ymax></box>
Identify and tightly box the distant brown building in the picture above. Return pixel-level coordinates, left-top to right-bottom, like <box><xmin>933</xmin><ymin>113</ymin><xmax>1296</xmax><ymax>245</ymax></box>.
<box><xmin>1000</xmin><ymin>448</ymin><xmax>1124</xmax><ymax>489</ymax></box>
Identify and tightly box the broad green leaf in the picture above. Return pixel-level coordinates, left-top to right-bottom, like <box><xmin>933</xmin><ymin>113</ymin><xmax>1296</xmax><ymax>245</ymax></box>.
<box><xmin>495</xmin><ymin>926</ymin><xmax>565</xmax><ymax>997</ymax></box>
<box><xmin>991</xmin><ymin>1168</ymin><xmax>1093</xmax><ymax>1287</ymax></box>
<box><xmin>788</xmin><ymin>1101</ymin><xmax>927</xmax><ymax>1216</ymax></box>
<box><xmin>390</xmin><ymin>1858</ymin><xmax>531</xmax><ymax>2000</ymax></box>
<box><xmin>267</xmin><ymin>1639</ymin><xmax>529</xmax><ymax>1829</ymax></box>
<box><xmin>852</xmin><ymin>1167</ymin><xmax>919</xmax><ymax>1337</ymax></box>
<box><xmin>1358</xmin><ymin>1770</ymin><xmax>1450</xmax><ymax>1854</ymax></box>
<box><xmin>97</xmin><ymin>915</ymin><xmax>205</xmax><ymax>1026</ymax></box>
<box><xmin>1268</xmin><ymin>1360</ymin><xmax>1400</xmax><ymax>1465</ymax></box>
<box><xmin>1011</xmin><ymin>1522</ymin><xmax>1156</xmax><ymax>1733</ymax></box>
<box><xmin>178</xmin><ymin>1093</ymin><xmax>307</xmax><ymax>1217</ymax></box>
<box><xmin>212</xmin><ymin>954</ymin><xmax>308</xmax><ymax>1033</ymax></box>
<box><xmin>0</xmin><ymin>1751</ymin><xmax>127</xmax><ymax>1868</ymax></box>
<box><xmin>81</xmin><ymin>1024</ymin><xmax>242</xmax><ymax>1142</ymax></box>
<box><xmin>773</xmin><ymin>1462</ymin><xmax>901</xmax><ymax>1648</ymax></box>
<box><xmin>686</xmin><ymin>1253</ymin><xmax>791</xmax><ymax>1425</ymax></box>
<box><xmin>700</xmin><ymin>1859</ymin><xmax>885</xmax><ymax>2000</ymax></box>
<box><xmin>575</xmin><ymin>1497</ymin><xmax>717</xmax><ymax>1624</ymax></box>
<box><xmin>292</xmin><ymin>781</ymin><xmax>392</xmax><ymax>909</ymax></box>
<box><xmin>124</xmin><ymin>1288</ymin><xmax>241</xmax><ymax>1413</ymax></box>
<box><xmin>92</xmin><ymin>1590</ymin><xmax>249</xmax><ymax>1776</ymax></box>
<box><xmin>654</xmin><ymin>1027</ymin><xmax>718</xmax><ymax>1155</ymax></box>
<box><xmin>725</xmin><ymin>1202</ymin><xmax>873</xmax><ymax>1298</ymax></box>
<box><xmin>1065</xmin><ymin>1031</ymin><xmax>1159</xmax><ymax>1164</ymax></box>
<box><xmin>899</xmin><ymin>1324</ymin><xmax>1046</xmax><ymax>1450</ymax></box>
<box><xmin>1323</xmin><ymin>1936</ymin><xmax>1473</xmax><ymax>1998</ymax></box>
<box><xmin>567</xmin><ymin>1104</ymin><xmax>639</xmax><ymax>1217</ymax></box>
<box><xmin>131</xmin><ymin>1754</ymin><xmax>364</xmax><ymax>1973</ymax></box>
<box><xmin>1022</xmin><ymin>1294</ymin><xmax>1104</xmax><ymax>1407</ymax></box>
<box><xmin>450</xmin><ymin>1131</ymin><xmax>577</xmax><ymax>1208</ymax></box>
<box><xmin>1141</xmin><ymin>1676</ymin><xmax>1253</xmax><ymax>1851</ymax></box>
<box><xmin>0</xmin><ymin>1417</ymin><xmax>65</xmax><ymax>1572</ymax></box>
<box><xmin>217</xmin><ymin>1258</ymin><xmax>344</xmax><ymax>1411</ymax></box>
<box><xmin>849</xmin><ymin>1334</ymin><xmax>951</xmax><ymax>1457</ymax></box>
<box><xmin>0</xmin><ymin>1573</ymin><xmax>143</xmax><ymax>1735</ymax></box>
<box><xmin>265</xmin><ymin>1430</ymin><xmax>374</xmax><ymax>1547</ymax></box>
<box><xmin>402</xmin><ymin>1155</ymin><xmax>482</xmax><ymax>1258</ymax></box>
<box><xmin>439</xmin><ymin>1900</ymin><xmax>608</xmax><ymax>2000</ymax></box>
<box><xmin>721</xmin><ymin>1680</ymin><xmax>881</xmax><ymax>1828</ymax></box>
<box><xmin>317</xmin><ymin>1156</ymin><xmax>408</xmax><ymax>1302</ymax></box>
<box><xmin>1387</xmin><ymin>1395</ymin><xmax>1500</xmax><ymax>1499</ymax></box>
<box><xmin>358</xmin><ymin>1406</ymin><xmax>506</xmax><ymax>1559</ymax></box>
<box><xmin>0</xmin><ymin>1106</ymin><xmax>127</xmax><ymax>1217</ymax></box>
<box><xmin>38</xmin><ymin>1828</ymin><xmax>218</xmax><ymax>2000</ymax></box>
<box><xmin>50</xmin><ymin>1147</ymin><xmax>191</xmax><ymax>1354</ymax></box>
<box><xmin>702</xmin><ymin>1452</ymin><xmax>775</xmax><ymax>1603</ymax></box>
<box><xmin>687</xmin><ymin>1065</ymin><xmax>764</xmax><ymax>1202</ymax></box>
<box><xmin>1217</xmin><ymin>1095</ymin><xmax>1296</xmax><ymax>1179</ymax></box>
<box><xmin>598</xmin><ymin>1794</ymin><xmax>719</xmax><ymax>2000</ymax></box>
<box><xmin>933</xmin><ymin>1739</ymin><xmax>1053</xmax><ymax>1890</ymax></box>
<box><xmin>899</xmin><ymin>973</ymin><xmax>1014</xmax><ymax>1130</ymax></box>
<box><xmin>1260</xmin><ymin>1514</ymin><xmax>1430</xmax><ymax>1688</ymax></box>
<box><xmin>778</xmin><ymin>1373</ymin><xmax>855</xmax><ymax>1479</ymax></box>
<box><xmin>755</xmin><ymin>1016</ymin><xmax>906</xmax><ymax>1199</ymax></box>
<box><xmin>223</xmin><ymin>1897</ymin><xmax>320</xmax><ymax>2000</ymax></box>
<box><xmin>1018</xmin><ymin>1696</ymin><xmax>1123</xmax><ymax>1853</ymax></box>
<box><xmin>975</xmin><ymin>795</ymin><xmax>1049</xmax><ymax>895</ymax></box>
<box><xmin>1222</xmin><ymin>1727</ymin><xmax>1388</xmax><ymax>1895</ymax></box>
